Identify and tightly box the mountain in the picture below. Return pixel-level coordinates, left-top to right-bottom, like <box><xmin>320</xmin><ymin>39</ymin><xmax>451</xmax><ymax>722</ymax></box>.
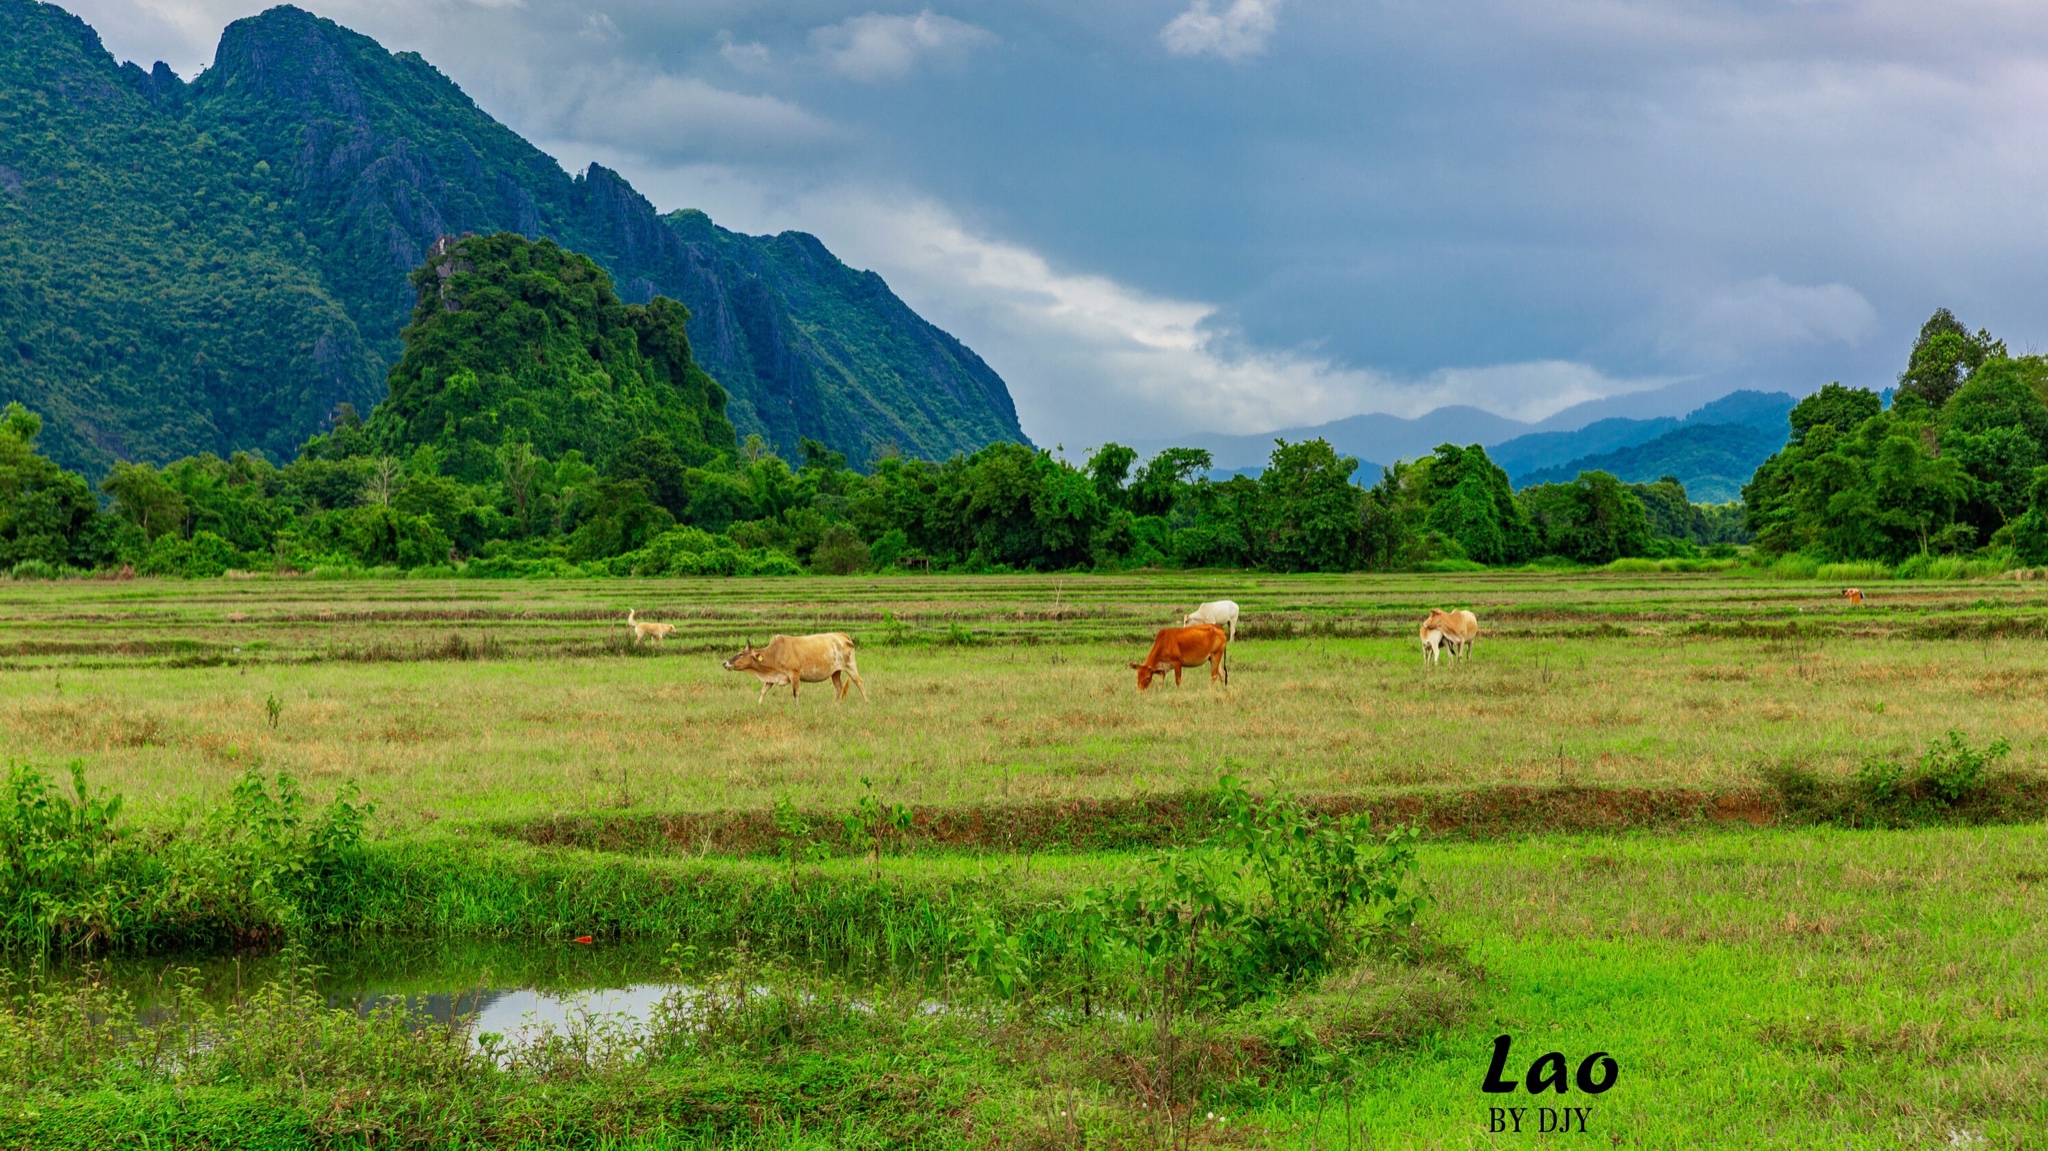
<box><xmin>1143</xmin><ymin>405</ymin><xmax>1526</xmax><ymax>477</ymax></box>
<box><xmin>1143</xmin><ymin>382</ymin><xmax>1794</xmax><ymax>477</ymax></box>
<box><xmin>0</xmin><ymin>0</ymin><xmax>386</xmax><ymax>473</ymax></box>
<box><xmin>1490</xmin><ymin>390</ymin><xmax>1794</xmax><ymax>483</ymax></box>
<box><xmin>1517</xmin><ymin>422</ymin><xmax>1788</xmax><ymax>503</ymax></box>
<box><xmin>370</xmin><ymin>233</ymin><xmax>734</xmax><ymax>478</ymax></box>
<box><xmin>0</xmin><ymin>1</ymin><xmax>1023</xmax><ymax>476</ymax></box>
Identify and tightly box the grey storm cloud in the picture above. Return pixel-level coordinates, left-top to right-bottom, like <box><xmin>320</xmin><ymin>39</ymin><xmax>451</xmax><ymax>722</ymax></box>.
<box><xmin>52</xmin><ymin>0</ymin><xmax>2048</xmax><ymax>446</ymax></box>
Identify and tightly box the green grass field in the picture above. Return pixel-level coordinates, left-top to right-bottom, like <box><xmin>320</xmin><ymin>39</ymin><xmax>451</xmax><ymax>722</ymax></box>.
<box><xmin>3</xmin><ymin>572</ymin><xmax>2045</xmax><ymax>1148</ymax></box>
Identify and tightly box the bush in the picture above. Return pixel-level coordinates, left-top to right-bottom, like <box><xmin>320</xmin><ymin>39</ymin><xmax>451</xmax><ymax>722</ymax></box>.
<box><xmin>1893</xmin><ymin>553</ymin><xmax>2011</xmax><ymax>580</ymax></box>
<box><xmin>1816</xmin><ymin>560</ymin><xmax>1892</xmax><ymax>582</ymax></box>
<box><xmin>1766</xmin><ymin>730</ymin><xmax>2015</xmax><ymax>827</ymax></box>
<box><xmin>137</xmin><ymin>530</ymin><xmax>244</xmax><ymax>578</ymax></box>
<box><xmin>7</xmin><ymin>560</ymin><xmax>58</xmax><ymax>580</ymax></box>
<box><xmin>980</xmin><ymin>778</ymin><xmax>1429</xmax><ymax>1010</ymax></box>
<box><xmin>609</xmin><ymin>527</ymin><xmax>803</xmax><ymax>578</ymax></box>
<box><xmin>810</xmin><ymin>524</ymin><xmax>872</xmax><ymax>574</ymax></box>
<box><xmin>0</xmin><ymin>763</ymin><xmax>373</xmax><ymax>954</ymax></box>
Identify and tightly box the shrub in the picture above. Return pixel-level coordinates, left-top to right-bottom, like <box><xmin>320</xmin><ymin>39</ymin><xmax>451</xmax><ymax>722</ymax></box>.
<box><xmin>986</xmin><ymin>778</ymin><xmax>1429</xmax><ymax>1010</ymax></box>
<box><xmin>7</xmin><ymin>560</ymin><xmax>58</xmax><ymax>580</ymax></box>
<box><xmin>0</xmin><ymin>763</ymin><xmax>373</xmax><ymax>954</ymax></box>
<box><xmin>811</xmin><ymin>524</ymin><xmax>871</xmax><ymax>575</ymax></box>
<box><xmin>137</xmin><ymin>530</ymin><xmax>244</xmax><ymax>578</ymax></box>
<box><xmin>1918</xmin><ymin>730</ymin><xmax>2008</xmax><ymax>804</ymax></box>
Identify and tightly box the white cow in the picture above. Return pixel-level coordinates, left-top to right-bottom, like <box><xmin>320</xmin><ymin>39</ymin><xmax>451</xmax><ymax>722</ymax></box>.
<box><xmin>1178</xmin><ymin>599</ymin><xmax>1240</xmax><ymax>641</ymax></box>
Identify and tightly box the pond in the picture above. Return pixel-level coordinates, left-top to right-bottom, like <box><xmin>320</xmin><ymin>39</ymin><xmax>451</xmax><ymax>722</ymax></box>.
<box><xmin>7</xmin><ymin>938</ymin><xmax>743</xmax><ymax>1050</ymax></box>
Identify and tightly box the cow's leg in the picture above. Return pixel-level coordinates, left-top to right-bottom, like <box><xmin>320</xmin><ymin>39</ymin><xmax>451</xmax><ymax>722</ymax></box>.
<box><xmin>757</xmin><ymin>681</ymin><xmax>769</xmax><ymax>704</ymax></box>
<box><xmin>832</xmin><ymin>670</ymin><xmax>848</xmax><ymax>701</ymax></box>
<box><xmin>1173</xmin><ymin>661</ymin><xmax>1184</xmax><ymax>686</ymax></box>
<box><xmin>844</xmin><ymin>663</ymin><xmax>868</xmax><ymax>701</ymax></box>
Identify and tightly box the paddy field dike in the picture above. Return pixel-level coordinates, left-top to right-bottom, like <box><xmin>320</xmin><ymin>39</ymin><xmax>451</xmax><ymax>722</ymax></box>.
<box><xmin>0</xmin><ymin>571</ymin><xmax>2043</xmax><ymax>1149</ymax></box>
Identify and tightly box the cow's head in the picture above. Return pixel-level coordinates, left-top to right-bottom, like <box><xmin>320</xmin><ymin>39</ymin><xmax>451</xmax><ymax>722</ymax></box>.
<box><xmin>721</xmin><ymin>642</ymin><xmax>764</xmax><ymax>672</ymax></box>
<box><xmin>1129</xmin><ymin>662</ymin><xmax>1158</xmax><ymax>691</ymax></box>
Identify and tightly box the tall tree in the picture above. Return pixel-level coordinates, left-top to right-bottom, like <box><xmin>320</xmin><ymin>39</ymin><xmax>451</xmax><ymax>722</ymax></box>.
<box><xmin>1897</xmin><ymin>308</ymin><xmax>2004</xmax><ymax>409</ymax></box>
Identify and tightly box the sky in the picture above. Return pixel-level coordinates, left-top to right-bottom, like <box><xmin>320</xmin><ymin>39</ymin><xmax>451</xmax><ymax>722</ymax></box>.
<box><xmin>56</xmin><ymin>0</ymin><xmax>2048</xmax><ymax>448</ymax></box>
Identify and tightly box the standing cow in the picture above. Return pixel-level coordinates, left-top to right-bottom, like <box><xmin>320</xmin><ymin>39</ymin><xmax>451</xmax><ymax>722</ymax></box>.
<box><xmin>1178</xmin><ymin>599</ymin><xmax>1240</xmax><ymax>641</ymax></box>
<box><xmin>1130</xmin><ymin>623</ymin><xmax>1230</xmax><ymax>690</ymax></box>
<box><xmin>1421</xmin><ymin>609</ymin><xmax>1479</xmax><ymax>662</ymax></box>
<box><xmin>722</xmin><ymin>633</ymin><xmax>867</xmax><ymax>702</ymax></box>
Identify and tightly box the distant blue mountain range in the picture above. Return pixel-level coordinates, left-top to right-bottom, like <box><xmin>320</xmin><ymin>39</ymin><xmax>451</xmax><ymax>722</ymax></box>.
<box><xmin>1156</xmin><ymin>385</ymin><xmax>1795</xmax><ymax>504</ymax></box>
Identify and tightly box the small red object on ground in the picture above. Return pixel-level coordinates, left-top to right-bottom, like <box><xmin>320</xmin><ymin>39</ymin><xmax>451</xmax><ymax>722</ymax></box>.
<box><xmin>571</xmin><ymin>935</ymin><xmax>593</xmax><ymax>944</ymax></box>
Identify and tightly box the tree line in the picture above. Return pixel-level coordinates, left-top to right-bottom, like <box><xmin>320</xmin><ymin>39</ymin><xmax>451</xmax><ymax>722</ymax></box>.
<box><xmin>0</xmin><ymin>404</ymin><xmax>1745</xmax><ymax>579</ymax></box>
<box><xmin>1744</xmin><ymin>309</ymin><xmax>2048</xmax><ymax>568</ymax></box>
<box><xmin>0</xmin><ymin>232</ymin><xmax>1748</xmax><ymax>579</ymax></box>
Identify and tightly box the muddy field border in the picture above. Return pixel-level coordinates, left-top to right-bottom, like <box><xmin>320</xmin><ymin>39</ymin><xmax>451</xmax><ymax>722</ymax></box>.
<box><xmin>493</xmin><ymin>773</ymin><xmax>2048</xmax><ymax>858</ymax></box>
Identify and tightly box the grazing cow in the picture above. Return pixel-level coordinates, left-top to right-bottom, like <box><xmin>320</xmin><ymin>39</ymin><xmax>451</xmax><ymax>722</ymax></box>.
<box><xmin>722</xmin><ymin>633</ymin><xmax>867</xmax><ymax>702</ymax></box>
<box><xmin>1422</xmin><ymin>608</ymin><xmax>1480</xmax><ymax>661</ymax></box>
<box><xmin>627</xmin><ymin>609</ymin><xmax>675</xmax><ymax>645</ymax></box>
<box><xmin>1130</xmin><ymin>623</ymin><xmax>1229</xmax><ymax>691</ymax></box>
<box><xmin>1178</xmin><ymin>599</ymin><xmax>1241</xmax><ymax>642</ymax></box>
<box><xmin>1842</xmin><ymin>587</ymin><xmax>1864</xmax><ymax>606</ymax></box>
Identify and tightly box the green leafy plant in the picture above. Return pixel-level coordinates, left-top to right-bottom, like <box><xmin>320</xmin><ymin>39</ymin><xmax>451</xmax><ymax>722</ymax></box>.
<box><xmin>771</xmin><ymin>796</ymin><xmax>829</xmax><ymax>872</ymax></box>
<box><xmin>1918</xmin><ymin>730</ymin><xmax>2009</xmax><ymax>804</ymax></box>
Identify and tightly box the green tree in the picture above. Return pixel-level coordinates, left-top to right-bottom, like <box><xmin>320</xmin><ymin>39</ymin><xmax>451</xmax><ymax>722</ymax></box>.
<box><xmin>102</xmin><ymin>462</ymin><xmax>187</xmax><ymax>543</ymax></box>
<box><xmin>1520</xmin><ymin>471</ymin><xmax>1651</xmax><ymax>564</ymax></box>
<box><xmin>1897</xmin><ymin>308</ymin><xmax>2004</xmax><ymax>409</ymax></box>
<box><xmin>0</xmin><ymin>403</ymin><xmax>113</xmax><ymax>569</ymax></box>
<box><xmin>1254</xmin><ymin>439</ymin><xmax>1367</xmax><ymax>572</ymax></box>
<box><xmin>1788</xmin><ymin>383</ymin><xmax>1882</xmax><ymax>444</ymax></box>
<box><xmin>1415</xmin><ymin>444</ymin><xmax>1533</xmax><ymax>565</ymax></box>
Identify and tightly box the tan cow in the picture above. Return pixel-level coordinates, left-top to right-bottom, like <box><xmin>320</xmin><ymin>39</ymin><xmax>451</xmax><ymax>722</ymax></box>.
<box><xmin>1422</xmin><ymin>608</ymin><xmax>1479</xmax><ymax>661</ymax></box>
<box><xmin>722</xmin><ymin>633</ymin><xmax>867</xmax><ymax>702</ymax></box>
<box><xmin>1130</xmin><ymin>623</ymin><xmax>1229</xmax><ymax>691</ymax></box>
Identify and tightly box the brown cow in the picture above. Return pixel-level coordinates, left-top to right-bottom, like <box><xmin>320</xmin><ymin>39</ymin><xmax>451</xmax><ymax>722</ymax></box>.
<box><xmin>1130</xmin><ymin>623</ymin><xmax>1229</xmax><ymax>691</ymax></box>
<box><xmin>722</xmin><ymin>633</ymin><xmax>867</xmax><ymax>702</ymax></box>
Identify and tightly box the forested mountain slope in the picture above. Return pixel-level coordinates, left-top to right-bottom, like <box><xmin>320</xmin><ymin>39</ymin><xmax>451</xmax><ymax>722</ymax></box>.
<box><xmin>0</xmin><ymin>1</ymin><xmax>1023</xmax><ymax>475</ymax></box>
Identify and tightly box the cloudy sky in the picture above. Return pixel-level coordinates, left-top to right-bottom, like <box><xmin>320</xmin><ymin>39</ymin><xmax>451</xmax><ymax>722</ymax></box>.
<box><xmin>60</xmin><ymin>0</ymin><xmax>2048</xmax><ymax>446</ymax></box>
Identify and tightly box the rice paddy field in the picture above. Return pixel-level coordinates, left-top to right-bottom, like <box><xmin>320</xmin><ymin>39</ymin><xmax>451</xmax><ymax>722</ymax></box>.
<box><xmin>2</xmin><ymin>571</ymin><xmax>2045</xmax><ymax>1149</ymax></box>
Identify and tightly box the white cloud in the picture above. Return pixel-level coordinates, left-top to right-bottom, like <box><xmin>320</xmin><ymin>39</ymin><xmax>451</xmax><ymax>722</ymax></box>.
<box><xmin>1160</xmin><ymin>0</ymin><xmax>1284</xmax><ymax>61</ymax></box>
<box><xmin>577</xmin><ymin>13</ymin><xmax>618</xmax><ymax>43</ymax></box>
<box><xmin>809</xmin><ymin>10</ymin><xmax>997</xmax><ymax>84</ymax></box>
<box><xmin>546</xmin><ymin>68</ymin><xmax>838</xmax><ymax>161</ymax></box>
<box><xmin>613</xmin><ymin>167</ymin><xmax>1661</xmax><ymax>444</ymax></box>
<box><xmin>718</xmin><ymin>34</ymin><xmax>773</xmax><ymax>76</ymax></box>
<box><xmin>1659</xmin><ymin>276</ymin><xmax>1878</xmax><ymax>365</ymax></box>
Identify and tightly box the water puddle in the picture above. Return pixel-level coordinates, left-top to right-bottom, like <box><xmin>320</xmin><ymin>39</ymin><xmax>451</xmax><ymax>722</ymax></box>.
<box><xmin>5</xmin><ymin>938</ymin><xmax>923</xmax><ymax>1054</ymax></box>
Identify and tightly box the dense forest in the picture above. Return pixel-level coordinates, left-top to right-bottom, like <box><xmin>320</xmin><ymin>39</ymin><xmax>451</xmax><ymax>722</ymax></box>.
<box><xmin>9</xmin><ymin>231</ymin><xmax>2027</xmax><ymax>582</ymax></box>
<box><xmin>0</xmin><ymin>1</ymin><xmax>1022</xmax><ymax>476</ymax></box>
<box><xmin>1743</xmin><ymin>309</ymin><xmax>2048</xmax><ymax>570</ymax></box>
<box><xmin>0</xmin><ymin>231</ymin><xmax>1752</xmax><ymax>580</ymax></box>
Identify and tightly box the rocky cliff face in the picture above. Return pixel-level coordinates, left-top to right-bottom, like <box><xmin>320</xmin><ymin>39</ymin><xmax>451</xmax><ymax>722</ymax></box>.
<box><xmin>0</xmin><ymin>0</ymin><xmax>385</xmax><ymax>474</ymax></box>
<box><xmin>1</xmin><ymin>1</ymin><xmax>1026</xmax><ymax>474</ymax></box>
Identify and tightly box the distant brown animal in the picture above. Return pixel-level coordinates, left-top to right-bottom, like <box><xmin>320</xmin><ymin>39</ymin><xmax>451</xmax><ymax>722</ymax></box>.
<box><xmin>1130</xmin><ymin>623</ymin><xmax>1229</xmax><ymax>691</ymax></box>
<box><xmin>722</xmin><ymin>633</ymin><xmax>867</xmax><ymax>702</ymax></box>
<box><xmin>627</xmin><ymin>609</ymin><xmax>675</xmax><ymax>645</ymax></box>
<box><xmin>1422</xmin><ymin>609</ymin><xmax>1479</xmax><ymax>661</ymax></box>
<box><xmin>1842</xmin><ymin>587</ymin><xmax>1864</xmax><ymax>605</ymax></box>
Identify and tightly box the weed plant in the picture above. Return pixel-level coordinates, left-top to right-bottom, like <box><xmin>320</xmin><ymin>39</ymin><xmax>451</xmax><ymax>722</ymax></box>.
<box><xmin>0</xmin><ymin>763</ymin><xmax>371</xmax><ymax>954</ymax></box>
